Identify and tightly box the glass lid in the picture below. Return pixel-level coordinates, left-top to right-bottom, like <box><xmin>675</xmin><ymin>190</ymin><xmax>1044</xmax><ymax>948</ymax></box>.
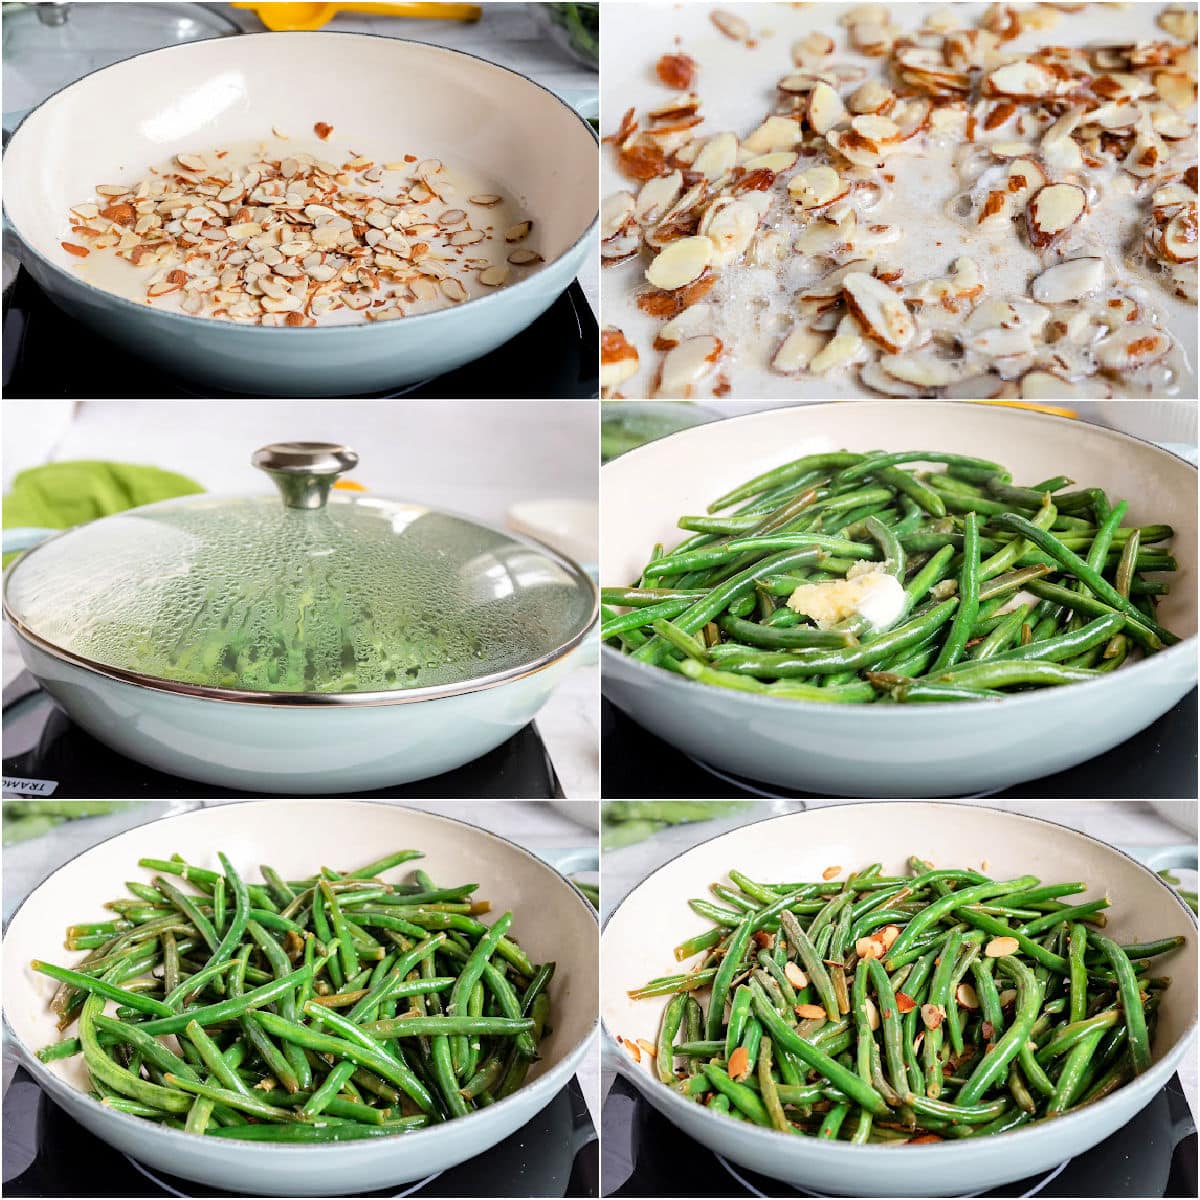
<box><xmin>3</xmin><ymin>443</ymin><xmax>597</xmax><ymax>703</ymax></box>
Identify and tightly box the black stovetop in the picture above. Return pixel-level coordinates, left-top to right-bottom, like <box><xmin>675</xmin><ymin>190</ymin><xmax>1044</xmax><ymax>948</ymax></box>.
<box><xmin>2</xmin><ymin>675</ymin><xmax>563</xmax><ymax>799</ymax></box>
<box><xmin>600</xmin><ymin>690</ymin><xmax>1199</xmax><ymax>799</ymax></box>
<box><xmin>3</xmin><ymin>1066</ymin><xmax>597</xmax><ymax>1198</ymax></box>
<box><xmin>1</xmin><ymin>269</ymin><xmax>598</xmax><ymax>398</ymax></box>
<box><xmin>602</xmin><ymin>1073</ymin><xmax>1196</xmax><ymax>1198</ymax></box>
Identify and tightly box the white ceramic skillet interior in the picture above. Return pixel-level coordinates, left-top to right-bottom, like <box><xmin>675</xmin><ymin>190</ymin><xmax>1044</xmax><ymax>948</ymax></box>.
<box><xmin>601</xmin><ymin>402</ymin><xmax>1199</xmax><ymax>797</ymax></box>
<box><xmin>2</xmin><ymin>32</ymin><xmax>597</xmax><ymax>394</ymax></box>
<box><xmin>3</xmin><ymin>801</ymin><xmax>599</xmax><ymax>1197</ymax></box>
<box><xmin>602</xmin><ymin>802</ymin><xmax>1198</xmax><ymax>1198</ymax></box>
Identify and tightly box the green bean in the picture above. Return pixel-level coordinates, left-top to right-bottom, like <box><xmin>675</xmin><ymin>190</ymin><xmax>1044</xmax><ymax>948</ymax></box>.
<box><xmin>1091</xmin><ymin>934</ymin><xmax>1151</xmax><ymax>1075</ymax></box>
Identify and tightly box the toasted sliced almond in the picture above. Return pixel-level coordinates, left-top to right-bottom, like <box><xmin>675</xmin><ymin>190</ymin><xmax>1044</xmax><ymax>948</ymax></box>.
<box><xmin>507</xmin><ymin>249</ymin><xmax>544</xmax><ymax>265</ymax></box>
<box><xmin>600</xmin><ymin>327</ymin><xmax>640</xmax><ymax>390</ymax></box>
<box><xmin>646</xmin><ymin>235</ymin><xmax>712</xmax><ymax>290</ymax></box>
<box><xmin>956</xmin><ymin>983</ymin><xmax>980</xmax><ymax>1010</ymax></box>
<box><xmin>439</xmin><ymin>277</ymin><xmax>468</xmax><ymax>304</ymax></box>
<box><xmin>985</xmin><ymin>936</ymin><xmax>1020</xmax><ymax>958</ymax></box>
<box><xmin>859</xmin><ymin>359</ymin><xmax>923</xmax><ymax>395</ymax></box>
<box><xmin>469</xmin><ymin>193</ymin><xmax>503</xmax><ymax>207</ymax></box>
<box><xmin>784</xmin><ymin>962</ymin><xmax>809</xmax><ymax>989</ymax></box>
<box><xmin>794</xmin><ymin>1003</ymin><xmax>827</xmax><ymax>1020</ymax></box>
<box><xmin>479</xmin><ymin>264</ymin><xmax>509</xmax><ymax>287</ymax></box>
<box><xmin>1026</xmin><ymin>183</ymin><xmax>1086</xmax><ymax>249</ymax></box>
<box><xmin>985</xmin><ymin>60</ymin><xmax>1055</xmax><ymax>98</ymax></box>
<box><xmin>855</xmin><ymin>936</ymin><xmax>885</xmax><ymax>960</ymax></box>
<box><xmin>505</xmin><ymin>221</ymin><xmax>532</xmax><ymax>243</ymax></box>
<box><xmin>1020</xmin><ymin>371</ymin><xmax>1102</xmax><ymax>398</ymax></box>
<box><xmin>881</xmin><ymin>349</ymin><xmax>975</xmax><ymax>389</ymax></box>
<box><xmin>1162</xmin><ymin>211</ymin><xmax>1198</xmax><ymax>263</ymax></box>
<box><xmin>843</xmin><ymin>272</ymin><xmax>915</xmax><ymax>352</ymax></box>
<box><xmin>921</xmin><ymin>1003</ymin><xmax>945</xmax><ymax>1030</ymax></box>
<box><xmin>175</xmin><ymin>152</ymin><xmax>207</xmax><ymax>173</ymax></box>
<box><xmin>635</xmin><ymin>171</ymin><xmax>684</xmax><ymax>225</ymax></box>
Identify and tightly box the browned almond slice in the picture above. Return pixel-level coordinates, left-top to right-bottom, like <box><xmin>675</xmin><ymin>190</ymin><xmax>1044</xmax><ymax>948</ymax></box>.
<box><xmin>693</xmin><ymin>132</ymin><xmax>739</xmax><ymax>180</ymax></box>
<box><xmin>1162</xmin><ymin>210</ymin><xmax>1198</xmax><ymax>263</ymax></box>
<box><xmin>505</xmin><ymin>221</ymin><xmax>532</xmax><ymax>243</ymax></box>
<box><xmin>600</xmin><ymin>327</ymin><xmax>639</xmax><ymax>390</ymax></box>
<box><xmin>479</xmin><ymin>264</ymin><xmax>509</xmax><ymax>287</ymax></box>
<box><xmin>859</xmin><ymin>359</ymin><xmax>923</xmax><ymax>396</ymax></box>
<box><xmin>1026</xmin><ymin>182</ymin><xmax>1086</xmax><ymax>249</ymax></box>
<box><xmin>635</xmin><ymin>172</ymin><xmax>683</xmax><ymax>225</ymax></box>
<box><xmin>468</xmin><ymin>193</ymin><xmax>502</xmax><ymax>207</ymax></box>
<box><xmin>842</xmin><ymin>272</ymin><xmax>915</xmax><ymax>352</ymax></box>
<box><xmin>985</xmin><ymin>936</ymin><xmax>1020</xmax><ymax>958</ymax></box>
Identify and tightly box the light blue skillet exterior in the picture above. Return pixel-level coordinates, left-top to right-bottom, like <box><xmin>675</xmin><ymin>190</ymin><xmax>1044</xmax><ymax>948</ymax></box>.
<box><xmin>11</xmin><ymin>633</ymin><xmax>580</xmax><ymax>794</ymax></box>
<box><xmin>13</xmin><ymin>231</ymin><xmax>591</xmax><ymax>395</ymax></box>
<box><xmin>601</xmin><ymin>803</ymin><xmax>1198</xmax><ymax>1197</ymax></box>
<box><xmin>602</xmin><ymin>638</ymin><xmax>1197</xmax><ymax>797</ymax></box>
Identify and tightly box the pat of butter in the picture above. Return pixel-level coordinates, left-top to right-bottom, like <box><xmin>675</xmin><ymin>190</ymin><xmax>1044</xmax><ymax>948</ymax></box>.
<box><xmin>786</xmin><ymin>573</ymin><xmax>906</xmax><ymax>631</ymax></box>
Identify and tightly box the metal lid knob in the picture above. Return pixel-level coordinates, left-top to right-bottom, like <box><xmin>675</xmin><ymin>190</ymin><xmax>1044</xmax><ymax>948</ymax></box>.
<box><xmin>252</xmin><ymin>442</ymin><xmax>359</xmax><ymax>510</ymax></box>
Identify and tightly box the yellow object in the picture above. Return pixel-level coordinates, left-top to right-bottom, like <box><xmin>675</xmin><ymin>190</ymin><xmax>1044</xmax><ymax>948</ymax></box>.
<box><xmin>972</xmin><ymin>401</ymin><xmax>1078</xmax><ymax>419</ymax></box>
<box><xmin>232</xmin><ymin>3</ymin><xmax>481</xmax><ymax>31</ymax></box>
<box><xmin>333</xmin><ymin>480</ymin><xmax>368</xmax><ymax>491</ymax></box>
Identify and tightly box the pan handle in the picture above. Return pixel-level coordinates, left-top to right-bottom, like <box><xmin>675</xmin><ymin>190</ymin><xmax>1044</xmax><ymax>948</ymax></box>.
<box><xmin>557</xmin><ymin>87</ymin><xmax>599</xmax><ymax>123</ymax></box>
<box><xmin>3</xmin><ymin>528</ymin><xmax>58</xmax><ymax>555</ymax></box>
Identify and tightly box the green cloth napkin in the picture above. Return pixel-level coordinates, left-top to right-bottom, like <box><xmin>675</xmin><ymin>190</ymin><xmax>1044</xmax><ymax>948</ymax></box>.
<box><xmin>3</xmin><ymin>460</ymin><xmax>203</xmax><ymax>564</ymax></box>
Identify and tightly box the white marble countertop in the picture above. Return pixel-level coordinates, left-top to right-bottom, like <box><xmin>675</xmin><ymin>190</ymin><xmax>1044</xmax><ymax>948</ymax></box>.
<box><xmin>1</xmin><ymin>399</ymin><xmax>599</xmax><ymax>797</ymax></box>
<box><xmin>1</xmin><ymin>799</ymin><xmax>601</xmax><ymax>1130</ymax></box>
<box><xmin>600</xmin><ymin>800</ymin><xmax>1199</xmax><ymax>1123</ymax></box>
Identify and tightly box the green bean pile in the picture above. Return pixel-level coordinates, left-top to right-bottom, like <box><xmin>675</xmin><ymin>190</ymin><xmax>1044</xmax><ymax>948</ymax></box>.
<box><xmin>602</xmin><ymin>450</ymin><xmax>1180</xmax><ymax>702</ymax></box>
<box><xmin>629</xmin><ymin>858</ymin><xmax>1182</xmax><ymax>1142</ymax></box>
<box><xmin>32</xmin><ymin>850</ymin><xmax>552</xmax><ymax>1141</ymax></box>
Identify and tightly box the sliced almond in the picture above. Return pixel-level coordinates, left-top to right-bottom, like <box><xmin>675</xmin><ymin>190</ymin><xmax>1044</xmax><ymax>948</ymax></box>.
<box><xmin>956</xmin><ymin>983</ymin><xmax>980</xmax><ymax>1010</ymax></box>
<box><xmin>468</xmin><ymin>193</ymin><xmax>503</xmax><ymax>207</ymax></box>
<box><xmin>1162</xmin><ymin>211</ymin><xmax>1198</xmax><ymax>263</ymax></box>
<box><xmin>771</xmin><ymin>325</ymin><xmax>827</xmax><ymax>373</ymax></box>
<box><xmin>1095</xmin><ymin>325</ymin><xmax>1171</xmax><ymax>371</ymax></box>
<box><xmin>699</xmin><ymin>197</ymin><xmax>759</xmax><ymax>266</ymax></box>
<box><xmin>864</xmin><ymin>996</ymin><xmax>880</xmax><ymax>1031</ymax></box>
<box><xmin>808</xmin><ymin>83</ymin><xmax>848</xmax><ymax>136</ymax></box>
<box><xmin>1031</xmin><ymin>257</ymin><xmax>1106</xmax><ymax>304</ymax></box>
<box><xmin>507</xmin><ymin>249</ymin><xmax>544</xmax><ymax>265</ymax></box>
<box><xmin>175</xmin><ymin>153</ymin><xmax>207</xmax><ymax>173</ymax></box>
<box><xmin>809</xmin><ymin>333</ymin><xmax>863</xmax><ymax>373</ymax></box>
<box><xmin>710</xmin><ymin>9</ymin><xmax>750</xmax><ymax>42</ymax></box>
<box><xmin>742</xmin><ymin>115</ymin><xmax>802</xmax><ymax>155</ymax></box>
<box><xmin>787</xmin><ymin>165</ymin><xmax>846</xmax><ymax>211</ymax></box>
<box><xmin>505</xmin><ymin>221</ymin><xmax>532</xmax><ymax>243</ymax></box>
<box><xmin>880</xmin><ymin>349</ymin><xmax>975</xmax><ymax>389</ymax></box>
<box><xmin>600</xmin><ymin>327</ymin><xmax>640</xmax><ymax>390</ymax></box>
<box><xmin>646</xmin><ymin>235</ymin><xmax>712</xmax><ymax>290</ymax></box>
<box><xmin>635</xmin><ymin>172</ymin><xmax>683</xmax><ymax>225</ymax></box>
<box><xmin>984</xmin><ymin>936</ymin><xmax>1020</xmax><ymax>958</ymax></box>
<box><xmin>1026</xmin><ymin>182</ymin><xmax>1086</xmax><ymax>249</ymax></box>
<box><xmin>842</xmin><ymin>272</ymin><xmax>915</xmax><ymax>352</ymax></box>
<box><xmin>1020</xmin><ymin>371</ymin><xmax>1101</xmax><ymax>398</ymax></box>
<box><xmin>693</xmin><ymin>132</ymin><xmax>739</xmax><ymax>180</ymax></box>
<box><xmin>656</xmin><ymin>334</ymin><xmax>723</xmax><ymax>397</ymax></box>
<box><xmin>920</xmin><ymin>1003</ymin><xmax>945</xmax><ymax>1030</ymax></box>
<box><xmin>794</xmin><ymin>1003</ymin><xmax>827</xmax><ymax>1020</ymax></box>
<box><xmin>479</xmin><ymin>265</ymin><xmax>509</xmax><ymax>287</ymax></box>
<box><xmin>985</xmin><ymin>60</ymin><xmax>1055</xmax><ymax>99</ymax></box>
<box><xmin>784</xmin><ymin>962</ymin><xmax>809</xmax><ymax>989</ymax></box>
<box><xmin>859</xmin><ymin>359</ymin><xmax>923</xmax><ymax>396</ymax></box>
